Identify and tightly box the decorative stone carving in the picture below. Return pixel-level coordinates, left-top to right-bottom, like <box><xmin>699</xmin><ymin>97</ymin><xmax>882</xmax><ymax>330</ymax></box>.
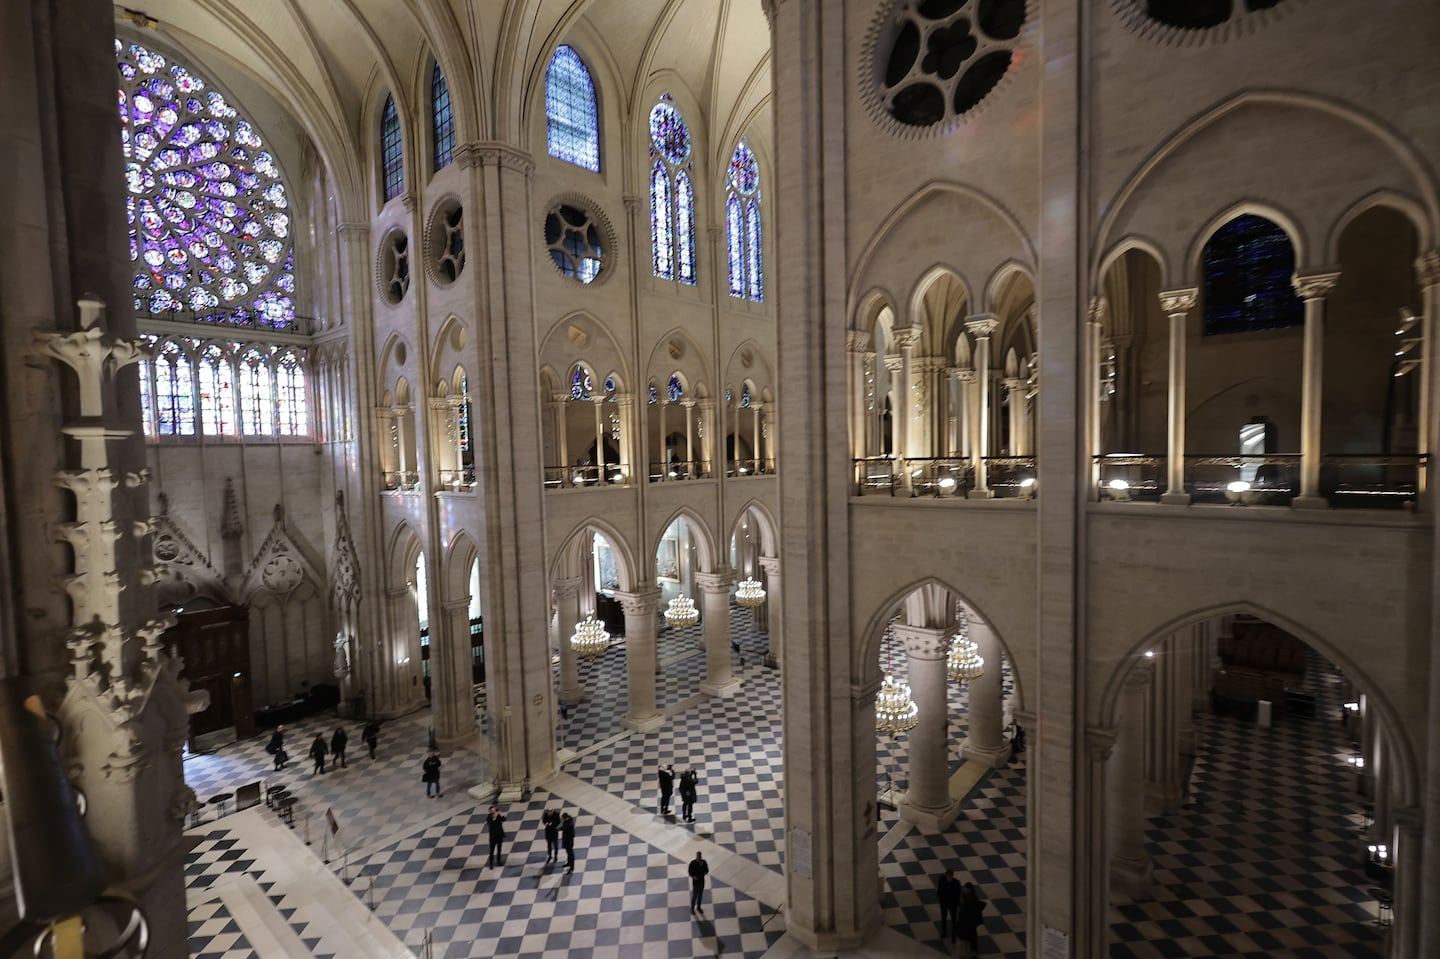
<box><xmin>240</xmin><ymin>507</ymin><xmax>321</xmax><ymax>603</ymax></box>
<box><xmin>1157</xmin><ymin>288</ymin><xmax>1198</xmax><ymax>315</ymax></box>
<box><xmin>847</xmin><ymin>329</ymin><xmax>869</xmax><ymax>352</ymax></box>
<box><xmin>220</xmin><ymin>478</ymin><xmax>243</xmax><ymax>539</ymax></box>
<box><xmin>1291</xmin><ymin>270</ymin><xmax>1341</xmax><ymax>302</ymax></box>
<box><xmin>965</xmin><ymin>314</ymin><xmax>999</xmax><ymax>338</ymax></box>
<box><xmin>1415</xmin><ymin>249</ymin><xmax>1440</xmax><ymax>288</ymax></box>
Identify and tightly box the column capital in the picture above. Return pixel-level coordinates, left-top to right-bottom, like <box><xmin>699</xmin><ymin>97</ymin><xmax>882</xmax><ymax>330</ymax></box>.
<box><xmin>706</xmin><ymin>223</ymin><xmax>725</xmax><ymax>240</ymax></box>
<box><xmin>553</xmin><ymin>576</ymin><xmax>583</xmax><ymax>598</ymax></box>
<box><xmin>337</xmin><ymin>222</ymin><xmax>370</xmax><ymax>245</ymax></box>
<box><xmin>614</xmin><ymin>587</ymin><xmax>662</xmax><ymax>617</ymax></box>
<box><xmin>622</xmin><ymin>193</ymin><xmax>643</xmax><ymax>214</ymax></box>
<box><xmin>694</xmin><ymin>570</ymin><xmax>735</xmax><ymax>593</ymax></box>
<box><xmin>847</xmin><ymin>329</ymin><xmax>870</xmax><ymax>352</ymax></box>
<box><xmin>1088</xmin><ymin>294</ymin><xmax>1107</xmax><ymax>324</ymax></box>
<box><xmin>1087</xmin><ymin>726</ymin><xmax>1117</xmax><ymax>762</ymax></box>
<box><xmin>1003</xmin><ymin>376</ymin><xmax>1026</xmax><ymax>392</ymax></box>
<box><xmin>893</xmin><ymin>327</ymin><xmax>922</xmax><ymax>350</ymax></box>
<box><xmin>455</xmin><ymin>141</ymin><xmax>535</xmax><ymax>176</ymax></box>
<box><xmin>1291</xmin><ymin>269</ymin><xmax>1341</xmax><ymax>301</ymax></box>
<box><xmin>1157</xmin><ymin>287</ymin><xmax>1198</xmax><ymax>315</ymax></box>
<box><xmin>964</xmin><ymin>314</ymin><xmax>999</xmax><ymax>338</ymax></box>
<box><xmin>1414</xmin><ymin>249</ymin><xmax>1440</xmax><ymax>288</ymax></box>
<box><xmin>680</xmin><ymin>399</ymin><xmax>697</xmax><ymax>409</ymax></box>
<box><xmin>892</xmin><ymin>623</ymin><xmax>951</xmax><ymax>660</ymax></box>
<box><xmin>956</xmin><ymin>368</ymin><xmax>978</xmax><ymax>384</ymax></box>
<box><xmin>757</xmin><ymin>555</ymin><xmax>781</xmax><ymax>576</ymax></box>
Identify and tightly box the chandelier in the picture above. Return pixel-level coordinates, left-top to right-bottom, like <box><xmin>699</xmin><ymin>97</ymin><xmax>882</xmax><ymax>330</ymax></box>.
<box><xmin>948</xmin><ymin>606</ymin><xmax>985</xmax><ymax>681</ymax></box>
<box><xmin>570</xmin><ymin>614</ymin><xmax>611</xmax><ymax>658</ymax></box>
<box><xmin>663</xmin><ymin>594</ymin><xmax>699</xmax><ymax>629</ymax></box>
<box><xmin>735</xmin><ymin>577</ymin><xmax>766</xmax><ymax>609</ymax></box>
<box><xmin>875</xmin><ymin>620</ymin><xmax>918</xmax><ymax>735</ymax></box>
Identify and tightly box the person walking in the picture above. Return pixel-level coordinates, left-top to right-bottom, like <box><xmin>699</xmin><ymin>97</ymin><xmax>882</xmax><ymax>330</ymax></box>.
<box><xmin>957</xmin><ymin>882</ymin><xmax>987</xmax><ymax>958</ymax></box>
<box><xmin>330</xmin><ymin>726</ymin><xmax>348</xmax><ymax>768</ymax></box>
<box><xmin>679</xmin><ymin>768</ymin><xmax>699</xmax><ymax>822</ymax></box>
<box><xmin>936</xmin><ymin>869</ymin><xmax>962</xmax><ymax>942</ymax></box>
<box><xmin>309</xmin><ymin>733</ymin><xmax>328</xmax><ymax>775</ymax></box>
<box><xmin>486</xmin><ymin>805</ymin><xmax>507</xmax><ymax>868</ymax></box>
<box><xmin>561</xmin><ymin>812</ymin><xmax>576</xmax><ymax>873</ymax></box>
<box><xmin>361</xmin><ymin>720</ymin><xmax>379</xmax><ymax>759</ymax></box>
<box><xmin>687</xmin><ymin>851</ymin><xmax>709</xmax><ymax>915</ymax></box>
<box><xmin>542</xmin><ymin>808</ymin><xmax>561</xmax><ymax>863</ymax></box>
<box><xmin>266</xmin><ymin>725</ymin><xmax>287</xmax><ymax>771</ymax></box>
<box><xmin>658</xmin><ymin>763</ymin><xmax>675</xmax><ymax>815</ymax></box>
<box><xmin>422</xmin><ymin>751</ymin><xmax>442</xmax><ymax>797</ymax></box>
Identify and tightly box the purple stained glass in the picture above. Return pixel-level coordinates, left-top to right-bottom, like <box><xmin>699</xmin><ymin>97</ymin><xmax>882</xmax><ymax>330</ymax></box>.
<box><xmin>155</xmin><ymin>342</ymin><xmax>195</xmax><ymax>436</ymax></box>
<box><xmin>571</xmin><ymin>365</ymin><xmax>593</xmax><ymax>401</ymax></box>
<box><xmin>650</xmin><ymin>161</ymin><xmax>673</xmax><ymax>279</ymax></box>
<box><xmin>727</xmin><ymin>195</ymin><xmax>744</xmax><ymax>297</ymax></box>
<box><xmin>745</xmin><ymin>201</ymin><xmax>763</xmax><ymax>301</ymax></box>
<box><xmin>117</xmin><ymin>39</ymin><xmax>295</xmax><ymax>328</ymax></box>
<box><xmin>138</xmin><ymin>357</ymin><xmax>155</xmax><ymax>436</ymax></box>
<box><xmin>276</xmin><ymin>351</ymin><xmax>308</xmax><ymax>436</ymax></box>
<box><xmin>675</xmin><ymin>170</ymin><xmax>695</xmax><ymax>285</ymax></box>
<box><xmin>667</xmin><ymin>374</ymin><xmax>683</xmax><ymax>403</ymax></box>
<box><xmin>728</xmin><ymin>140</ymin><xmax>759</xmax><ymax>195</ymax></box>
<box><xmin>726</xmin><ymin>140</ymin><xmax>763</xmax><ymax>302</ymax></box>
<box><xmin>649</xmin><ymin>98</ymin><xmax>696</xmax><ymax>285</ymax></box>
<box><xmin>239</xmin><ymin>348</ymin><xmax>274</xmax><ymax>435</ymax></box>
<box><xmin>198</xmin><ymin>345</ymin><xmax>236</xmax><ymax>436</ymax></box>
<box><xmin>648</xmin><ymin>101</ymin><xmax>690</xmax><ymax>164</ymax></box>
<box><xmin>545</xmin><ymin>47</ymin><xmax>600</xmax><ymax>172</ymax></box>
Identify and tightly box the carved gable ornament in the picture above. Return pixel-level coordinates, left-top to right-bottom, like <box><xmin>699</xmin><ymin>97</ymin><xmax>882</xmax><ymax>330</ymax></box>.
<box><xmin>151</xmin><ymin>513</ymin><xmax>227</xmax><ymax>606</ymax></box>
<box><xmin>240</xmin><ymin>506</ymin><xmax>322</xmax><ymax>603</ymax></box>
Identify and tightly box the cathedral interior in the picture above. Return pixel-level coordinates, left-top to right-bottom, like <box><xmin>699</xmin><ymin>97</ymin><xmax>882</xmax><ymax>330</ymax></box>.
<box><xmin>2</xmin><ymin>0</ymin><xmax>1439</xmax><ymax>957</ymax></box>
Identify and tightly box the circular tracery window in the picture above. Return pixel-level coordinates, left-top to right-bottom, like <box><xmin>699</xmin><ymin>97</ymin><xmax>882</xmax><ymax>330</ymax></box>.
<box><xmin>867</xmin><ymin>0</ymin><xmax>1027</xmax><ymax>133</ymax></box>
<box><xmin>116</xmin><ymin>39</ymin><xmax>296</xmax><ymax>327</ymax></box>
<box><xmin>1112</xmin><ymin>0</ymin><xmax>1295</xmax><ymax>43</ymax></box>
<box><xmin>544</xmin><ymin>200</ymin><xmax>611</xmax><ymax>284</ymax></box>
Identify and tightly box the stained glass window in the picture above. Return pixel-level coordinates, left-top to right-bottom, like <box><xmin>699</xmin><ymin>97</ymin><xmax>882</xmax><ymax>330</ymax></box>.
<box><xmin>431</xmin><ymin>64</ymin><xmax>455</xmax><ymax>172</ymax></box>
<box><xmin>725</xmin><ymin>140</ymin><xmax>763</xmax><ymax>302</ymax></box>
<box><xmin>197</xmin><ymin>344</ymin><xmax>236</xmax><ymax>436</ymax></box>
<box><xmin>275</xmin><ymin>350</ymin><xmax>307</xmax><ymax>435</ymax></box>
<box><xmin>239</xmin><ymin>347</ymin><xmax>275</xmax><ymax>435</ymax></box>
<box><xmin>649</xmin><ymin>384</ymin><xmax>659</xmax><ymax>405</ymax></box>
<box><xmin>381</xmin><ymin>95</ymin><xmax>403</xmax><ymax>201</ymax></box>
<box><xmin>116</xmin><ymin>39</ymin><xmax>297</xmax><ymax>329</ymax></box>
<box><xmin>571</xmin><ymin>365</ymin><xmax>593</xmax><ymax>401</ymax></box>
<box><xmin>741</xmin><ymin>384</ymin><xmax>752</xmax><ymax>408</ymax></box>
<box><xmin>155</xmin><ymin>341</ymin><xmax>196</xmax><ymax>436</ymax></box>
<box><xmin>545</xmin><ymin>203</ymin><xmax>604</xmax><ymax>283</ymax></box>
<box><xmin>545</xmin><ymin>46</ymin><xmax>600</xmax><ymax>172</ymax></box>
<box><xmin>648</xmin><ymin>97</ymin><xmax>696</xmax><ymax>285</ymax></box>
<box><xmin>138</xmin><ymin>357</ymin><xmax>155</xmax><ymax>436</ymax></box>
<box><xmin>668</xmin><ymin>374</ymin><xmax>684</xmax><ymax>403</ymax></box>
<box><xmin>457</xmin><ymin>371</ymin><xmax>471</xmax><ymax>454</ymax></box>
<box><xmin>1202</xmin><ymin>214</ymin><xmax>1303</xmax><ymax>336</ymax></box>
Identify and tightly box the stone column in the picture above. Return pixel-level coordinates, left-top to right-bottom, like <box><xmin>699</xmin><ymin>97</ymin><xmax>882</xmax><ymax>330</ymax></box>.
<box><xmin>1393</xmin><ymin>805</ymin><xmax>1423</xmax><ymax>957</ymax></box>
<box><xmin>966</xmin><ymin>315</ymin><xmax>999</xmax><ymax>496</ymax></box>
<box><xmin>657</xmin><ymin>397</ymin><xmax>668</xmax><ymax>479</ymax></box>
<box><xmin>697</xmin><ymin>570</ymin><xmax>740</xmax><ymax>696</ymax></box>
<box><xmin>616</xmin><ymin>588</ymin><xmax>664</xmax><ymax>731</ymax></box>
<box><xmin>684</xmin><ymin>399</ymin><xmax>697</xmax><ymax>477</ymax></box>
<box><xmin>1192</xmin><ymin>620</ymin><xmax>1216</xmax><ymax>714</ymax></box>
<box><xmin>1159</xmin><ymin>288</ymin><xmax>1198</xmax><ymax>505</ymax></box>
<box><xmin>433</xmin><ymin>598</ymin><xmax>474</xmax><ymax>745</ymax></box>
<box><xmin>551</xmin><ymin>395</ymin><xmax>568</xmax><ymax>477</ymax></box>
<box><xmin>554</xmin><ymin>577</ymin><xmax>584</xmax><ymax>704</ymax></box>
<box><xmin>752</xmin><ymin>402</ymin><xmax>764</xmax><ymax>471</ymax></box>
<box><xmin>1005</xmin><ymin>376</ymin><xmax>1030</xmax><ymax>457</ymax></box>
<box><xmin>895</xmin><ymin>329</ymin><xmax>920</xmax><ymax>489</ymax></box>
<box><xmin>945</xmin><ymin>368</ymin><xmax>963</xmax><ymax>456</ymax></box>
<box><xmin>759</xmin><ymin>555</ymin><xmax>783</xmax><ymax>669</ymax></box>
<box><xmin>1083</xmin><ymin>730</ymin><xmax>1118</xmax><ymax>956</ymax></box>
<box><xmin>847</xmin><ymin>331</ymin><xmax>868</xmax><ymax>457</ymax></box>
<box><xmin>1173</xmin><ymin>628</ymin><xmax>1196</xmax><ymax>757</ymax></box>
<box><xmin>593</xmin><ymin>396</ymin><xmax>607</xmax><ymax>481</ymax></box>
<box><xmin>894</xmin><ymin>625</ymin><xmax>960</xmax><ymax>831</ymax></box>
<box><xmin>1109</xmin><ymin>658</ymin><xmax>1153</xmax><ymax>900</ymax></box>
<box><xmin>618</xmin><ymin>393</ymin><xmax>636</xmax><ymax>481</ymax></box>
<box><xmin>1293</xmin><ymin>270</ymin><xmax>1341</xmax><ymax>507</ymax></box>
<box><xmin>960</xmin><ymin>616</ymin><xmax>1008</xmax><ymax>767</ymax></box>
<box><xmin>958</xmin><ymin>369</ymin><xmax>977</xmax><ymax>460</ymax></box>
<box><xmin>1144</xmin><ymin>641</ymin><xmax>1184</xmax><ymax>816</ymax></box>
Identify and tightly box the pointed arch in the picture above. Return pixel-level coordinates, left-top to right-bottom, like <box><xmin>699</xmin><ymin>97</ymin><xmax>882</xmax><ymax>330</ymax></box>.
<box><xmin>726</xmin><ymin>500</ymin><xmax>778</xmax><ymax>557</ymax></box>
<box><xmin>548</xmin><ymin>517</ymin><xmax>638</xmax><ymax>593</ymax></box>
<box><xmin>652</xmin><ymin>508</ymin><xmax>718</xmax><ymax>577</ymax></box>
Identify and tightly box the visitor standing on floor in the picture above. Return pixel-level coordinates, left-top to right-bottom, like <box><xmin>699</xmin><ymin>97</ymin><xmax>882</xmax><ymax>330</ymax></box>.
<box><xmin>309</xmin><ymin>733</ymin><xmax>328</xmax><ymax>775</ymax></box>
<box><xmin>687</xmin><ymin>851</ymin><xmax>709</xmax><ymax>915</ymax></box>
<box><xmin>542</xmin><ymin>808</ymin><xmax>561</xmax><ymax>863</ymax></box>
<box><xmin>422</xmin><ymin>751</ymin><xmax>442</xmax><ymax>797</ymax></box>
<box><xmin>561</xmin><ymin>812</ymin><xmax>576</xmax><ymax>872</ymax></box>
<box><xmin>936</xmin><ymin>869</ymin><xmax>961</xmax><ymax>942</ymax></box>
<box><xmin>957</xmin><ymin>881</ymin><xmax>986</xmax><ymax>958</ymax></box>
<box><xmin>330</xmin><ymin>726</ymin><xmax>348</xmax><ymax>768</ymax></box>
<box><xmin>486</xmin><ymin>805</ymin><xmax>507</xmax><ymax>868</ymax></box>
<box><xmin>679</xmin><ymin>768</ymin><xmax>699</xmax><ymax>822</ymax></box>
<box><xmin>658</xmin><ymin>763</ymin><xmax>675</xmax><ymax>815</ymax></box>
<box><xmin>362</xmin><ymin>719</ymin><xmax>379</xmax><ymax>759</ymax></box>
<box><xmin>266</xmin><ymin>725</ymin><xmax>287</xmax><ymax>770</ymax></box>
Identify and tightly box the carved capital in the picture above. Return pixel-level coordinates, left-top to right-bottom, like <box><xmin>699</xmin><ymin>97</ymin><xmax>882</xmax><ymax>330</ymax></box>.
<box><xmin>614</xmin><ymin>588</ymin><xmax>662</xmax><ymax>619</ymax></box>
<box><xmin>1157</xmin><ymin>287</ymin><xmax>1198</xmax><ymax>315</ymax></box>
<box><xmin>454</xmin><ymin>142</ymin><xmax>484</xmax><ymax>169</ymax></box>
<box><xmin>893</xmin><ymin>328</ymin><xmax>922</xmax><ymax>350</ymax></box>
<box><xmin>553</xmin><ymin>576</ymin><xmax>583</xmax><ymax>599</ymax></box>
<box><xmin>694</xmin><ymin>570</ymin><xmax>735</xmax><ymax>593</ymax></box>
<box><xmin>460</xmin><ymin>142</ymin><xmax>535</xmax><ymax>177</ymax></box>
<box><xmin>1291</xmin><ymin>270</ymin><xmax>1341</xmax><ymax>301</ymax></box>
<box><xmin>1088</xmin><ymin>295</ymin><xmax>1107</xmax><ymax>325</ymax></box>
<box><xmin>399</xmin><ymin>191</ymin><xmax>416</xmax><ymax>213</ymax></box>
<box><xmin>964</xmin><ymin>314</ymin><xmax>999</xmax><ymax>338</ymax></box>
<box><xmin>758</xmin><ymin>555</ymin><xmax>780</xmax><ymax>577</ymax></box>
<box><xmin>1415</xmin><ymin>249</ymin><xmax>1440</xmax><ymax>288</ymax></box>
<box><xmin>337</xmin><ymin>222</ymin><xmax>370</xmax><ymax>245</ymax></box>
<box><xmin>1123</xmin><ymin>656</ymin><xmax>1155</xmax><ymax>689</ymax></box>
<box><xmin>622</xmin><ymin>194</ymin><xmax>643</xmax><ymax>214</ymax></box>
<box><xmin>893</xmin><ymin>624</ymin><xmax>951</xmax><ymax>661</ymax></box>
<box><xmin>957</xmin><ymin>369</ymin><xmax>978</xmax><ymax>384</ymax></box>
<box><xmin>1003</xmin><ymin>376</ymin><xmax>1026</xmax><ymax>393</ymax></box>
<box><xmin>847</xmin><ymin>330</ymin><xmax>870</xmax><ymax>352</ymax></box>
<box><xmin>1087</xmin><ymin>727</ymin><xmax>1117</xmax><ymax>762</ymax></box>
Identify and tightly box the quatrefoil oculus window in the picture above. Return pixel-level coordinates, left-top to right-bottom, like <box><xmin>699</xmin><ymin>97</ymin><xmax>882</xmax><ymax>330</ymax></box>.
<box><xmin>545</xmin><ymin>203</ymin><xmax>605</xmax><ymax>284</ymax></box>
<box><xmin>427</xmin><ymin>201</ymin><xmax>464</xmax><ymax>285</ymax></box>
<box><xmin>380</xmin><ymin>231</ymin><xmax>410</xmax><ymax>304</ymax></box>
<box><xmin>872</xmin><ymin>0</ymin><xmax>1026</xmax><ymax>131</ymax></box>
<box><xmin>1110</xmin><ymin>0</ymin><xmax>1294</xmax><ymax>44</ymax></box>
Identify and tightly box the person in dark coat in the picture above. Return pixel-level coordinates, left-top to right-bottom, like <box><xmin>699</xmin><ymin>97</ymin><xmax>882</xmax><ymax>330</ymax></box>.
<box><xmin>361</xmin><ymin>720</ymin><xmax>379</xmax><ymax>759</ymax></box>
<box><xmin>936</xmin><ymin>869</ymin><xmax>962</xmax><ymax>942</ymax></box>
<box><xmin>678</xmin><ymin>768</ymin><xmax>699</xmax><ymax>822</ymax></box>
<box><xmin>561</xmin><ymin>812</ymin><xmax>576</xmax><ymax>872</ymax></box>
<box><xmin>542</xmin><ymin>808</ymin><xmax>561</xmax><ymax>863</ymax></box>
<box><xmin>309</xmin><ymin>733</ymin><xmax>328</xmax><ymax>775</ymax></box>
<box><xmin>330</xmin><ymin>726</ymin><xmax>348</xmax><ymax>768</ymax></box>
<box><xmin>687</xmin><ymin>851</ymin><xmax>709</xmax><ymax>915</ymax></box>
<box><xmin>486</xmin><ymin>805</ymin><xmax>507</xmax><ymax>868</ymax></box>
<box><xmin>957</xmin><ymin>882</ymin><xmax>986</xmax><ymax>957</ymax></box>
<box><xmin>266</xmin><ymin>725</ymin><xmax>287</xmax><ymax>770</ymax></box>
<box><xmin>658</xmin><ymin>763</ymin><xmax>675</xmax><ymax>815</ymax></box>
<box><xmin>422</xmin><ymin>751</ymin><xmax>442</xmax><ymax>797</ymax></box>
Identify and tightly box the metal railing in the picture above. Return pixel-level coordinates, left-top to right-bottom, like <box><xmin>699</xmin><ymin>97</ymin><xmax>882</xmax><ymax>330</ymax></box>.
<box><xmin>647</xmin><ymin>460</ymin><xmax>712</xmax><ymax>482</ymax></box>
<box><xmin>382</xmin><ymin>469</ymin><xmax>420</xmax><ymax>492</ymax></box>
<box><xmin>1093</xmin><ymin>454</ymin><xmax>1166</xmax><ymax>502</ymax></box>
<box><xmin>136</xmin><ymin>308</ymin><xmax>316</xmax><ymax>337</ymax></box>
<box><xmin>982</xmin><ymin>457</ymin><xmax>1038</xmax><ymax>499</ymax></box>
<box><xmin>437</xmin><ymin>468</ymin><xmax>475</xmax><ymax>491</ymax></box>
<box><xmin>1093</xmin><ymin>452</ymin><xmax>1425</xmax><ymax>509</ymax></box>
<box><xmin>853</xmin><ymin>457</ymin><xmax>974</xmax><ymax>497</ymax></box>
<box><xmin>726</xmin><ymin>458</ymin><xmax>775</xmax><ymax>478</ymax></box>
<box><xmin>543</xmin><ymin>465</ymin><xmax>630</xmax><ymax>489</ymax></box>
<box><xmin>1321</xmin><ymin>453</ymin><xmax>1424</xmax><ymax>509</ymax></box>
<box><xmin>1183</xmin><ymin>454</ymin><xmax>1300</xmax><ymax>506</ymax></box>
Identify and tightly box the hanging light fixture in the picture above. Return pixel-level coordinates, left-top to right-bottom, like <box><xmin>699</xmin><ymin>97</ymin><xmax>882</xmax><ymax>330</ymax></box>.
<box><xmin>735</xmin><ymin>577</ymin><xmax>766</xmax><ymax>609</ymax></box>
<box><xmin>875</xmin><ymin>620</ymin><xmax>918</xmax><ymax>736</ymax></box>
<box><xmin>663</xmin><ymin>594</ymin><xmax>699</xmax><ymax>629</ymax></box>
<box><xmin>570</xmin><ymin>614</ymin><xmax>611</xmax><ymax>658</ymax></box>
<box><xmin>948</xmin><ymin>606</ymin><xmax>985</xmax><ymax>681</ymax></box>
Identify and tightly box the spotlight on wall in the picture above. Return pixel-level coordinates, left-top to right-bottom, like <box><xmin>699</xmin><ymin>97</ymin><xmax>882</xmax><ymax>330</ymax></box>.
<box><xmin>1225</xmin><ymin>479</ymin><xmax>1253</xmax><ymax>505</ymax></box>
<box><xmin>1144</xmin><ymin>649</ymin><xmax>1155</xmax><ymax>659</ymax></box>
<box><xmin>1104</xmin><ymin>478</ymin><xmax>1132</xmax><ymax>502</ymax></box>
<box><xmin>937</xmin><ymin>475</ymin><xmax>958</xmax><ymax>497</ymax></box>
<box><xmin>1018</xmin><ymin>476</ymin><xmax>1036</xmax><ymax>500</ymax></box>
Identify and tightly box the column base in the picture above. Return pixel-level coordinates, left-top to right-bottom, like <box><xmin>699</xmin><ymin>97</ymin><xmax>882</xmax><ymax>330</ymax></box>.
<box><xmin>763</xmin><ymin>654</ymin><xmax>780</xmax><ymax>670</ymax></box>
<box><xmin>898</xmin><ymin>795</ymin><xmax>961</xmax><ymax>832</ymax></box>
<box><xmin>467</xmin><ymin>781</ymin><xmax>500</xmax><ymax>804</ymax></box>
<box><xmin>1145</xmin><ymin>780</ymin><xmax>1186</xmax><ymax>817</ymax></box>
<box><xmin>559</xmin><ymin>686</ymin><xmax>585</xmax><ymax>705</ymax></box>
<box><xmin>969</xmin><ymin>487</ymin><xmax>995</xmax><ymax>499</ymax></box>
<box><xmin>621</xmin><ymin>712</ymin><xmax>666</xmax><ymax>733</ymax></box>
<box><xmin>497</xmin><ymin>780</ymin><xmax>526</xmax><ymax>803</ymax></box>
<box><xmin>1110</xmin><ymin>855</ymin><xmax>1153</xmax><ymax>902</ymax></box>
<box><xmin>700</xmin><ymin>677</ymin><xmax>743</xmax><ymax>698</ymax></box>
<box><xmin>1293</xmin><ymin>495</ymin><xmax>1330</xmax><ymax>510</ymax></box>
<box><xmin>960</xmin><ymin>738</ymin><xmax>1012</xmax><ymax>768</ymax></box>
<box><xmin>1159</xmin><ymin>491</ymin><xmax>1192</xmax><ymax>506</ymax></box>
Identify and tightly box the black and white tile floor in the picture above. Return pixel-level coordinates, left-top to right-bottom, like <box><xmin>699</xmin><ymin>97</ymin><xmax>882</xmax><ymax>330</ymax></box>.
<box><xmin>182</xmin><ymin>615</ymin><xmax>1383</xmax><ymax>959</ymax></box>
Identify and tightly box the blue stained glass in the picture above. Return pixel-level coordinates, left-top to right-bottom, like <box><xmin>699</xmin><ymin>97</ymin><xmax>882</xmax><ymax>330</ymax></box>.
<box><xmin>649</xmin><ymin>97</ymin><xmax>696</xmax><ymax>285</ymax></box>
<box><xmin>571</xmin><ymin>365</ymin><xmax>593</xmax><ymax>401</ymax></box>
<box><xmin>545</xmin><ymin>47</ymin><xmax>600</xmax><ymax>172</ymax></box>
<box><xmin>155</xmin><ymin>342</ymin><xmax>195</xmax><ymax>436</ymax></box>
<box><xmin>649</xmin><ymin>384</ymin><xmax>658</xmax><ymax>405</ymax></box>
<box><xmin>138</xmin><ymin>357</ymin><xmax>155</xmax><ymax>435</ymax></box>
<box><xmin>745</xmin><ymin>201</ymin><xmax>763</xmax><ymax>301</ymax></box>
<box><xmin>741</xmin><ymin>384</ymin><xmax>752</xmax><ymax>409</ymax></box>
<box><xmin>431</xmin><ymin>63</ymin><xmax>454</xmax><ymax>171</ymax></box>
<box><xmin>727</xmin><ymin>195</ymin><xmax>744</xmax><ymax>297</ymax></box>
<box><xmin>667</xmin><ymin>374</ymin><xmax>683</xmax><ymax>403</ymax></box>
<box><xmin>381</xmin><ymin>95</ymin><xmax>403</xmax><ymax>200</ymax></box>
<box><xmin>651</xmin><ymin>161</ymin><xmax>673</xmax><ymax>279</ymax></box>
<box><xmin>197</xmin><ymin>344</ymin><xmax>236</xmax><ymax>436</ymax></box>
<box><xmin>276</xmin><ymin>351</ymin><xmax>308</xmax><ymax>436</ymax></box>
<box><xmin>648</xmin><ymin>101</ymin><xmax>690</xmax><ymax>163</ymax></box>
<box><xmin>726</xmin><ymin>140</ymin><xmax>763</xmax><ymax>302</ymax></box>
<box><xmin>1202</xmin><ymin>214</ymin><xmax>1303</xmax><ymax>336</ymax></box>
<box><xmin>240</xmin><ymin>348</ymin><xmax>274</xmax><ymax>435</ymax></box>
<box><xmin>728</xmin><ymin>140</ymin><xmax>758</xmax><ymax>194</ymax></box>
<box><xmin>457</xmin><ymin>372</ymin><xmax>471</xmax><ymax>453</ymax></box>
<box><xmin>675</xmin><ymin>170</ymin><xmax>695</xmax><ymax>285</ymax></box>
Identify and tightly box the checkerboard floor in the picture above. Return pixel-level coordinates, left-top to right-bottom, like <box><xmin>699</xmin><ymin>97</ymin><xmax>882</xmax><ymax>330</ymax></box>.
<box><xmin>180</xmin><ymin>619</ymin><xmax>1384</xmax><ymax>959</ymax></box>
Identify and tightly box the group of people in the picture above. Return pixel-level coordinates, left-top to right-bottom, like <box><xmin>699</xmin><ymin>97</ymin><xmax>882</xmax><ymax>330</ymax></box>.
<box><xmin>657</xmin><ymin>763</ymin><xmax>701</xmax><ymax>821</ymax></box>
<box><xmin>471</xmin><ymin>805</ymin><xmax>577</xmax><ymax>872</ymax></box>
<box><xmin>936</xmin><ymin>871</ymin><xmax>987</xmax><ymax>956</ymax></box>
<box><xmin>266</xmin><ymin>720</ymin><xmax>382</xmax><ymax>774</ymax></box>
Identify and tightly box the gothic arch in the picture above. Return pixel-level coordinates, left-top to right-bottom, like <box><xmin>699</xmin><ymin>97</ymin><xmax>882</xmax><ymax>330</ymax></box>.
<box><xmin>386</xmin><ymin>521</ymin><xmax>424</xmax><ymax>588</ymax></box>
<box><xmin>907</xmin><ymin>265</ymin><xmax>975</xmax><ymax>332</ymax></box>
<box><xmin>1185</xmin><ymin>201</ymin><xmax>1309</xmax><ymax>278</ymax></box>
<box><xmin>1096</xmin><ymin>235</ymin><xmax>1173</xmax><ymax>291</ymax></box>
<box><xmin>855</xmin><ymin>288</ymin><xmax>901</xmax><ymax>337</ymax></box>
<box><xmin>442</xmin><ymin>531</ymin><xmax>480</xmax><ymax>603</ymax></box>
<box><xmin>651</xmin><ymin>508</ymin><xmax>718</xmax><ymax>577</ymax></box>
<box><xmin>726</xmin><ymin>500</ymin><xmax>777</xmax><ymax>557</ymax></box>
<box><xmin>646</xmin><ymin>328</ymin><xmax>711</xmax><ymax>395</ymax></box>
<box><xmin>1325</xmin><ymin>189</ymin><xmax>1432</xmax><ymax>264</ymax></box>
<box><xmin>549</xmin><ymin>517</ymin><xmax>637</xmax><ymax>592</ymax></box>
